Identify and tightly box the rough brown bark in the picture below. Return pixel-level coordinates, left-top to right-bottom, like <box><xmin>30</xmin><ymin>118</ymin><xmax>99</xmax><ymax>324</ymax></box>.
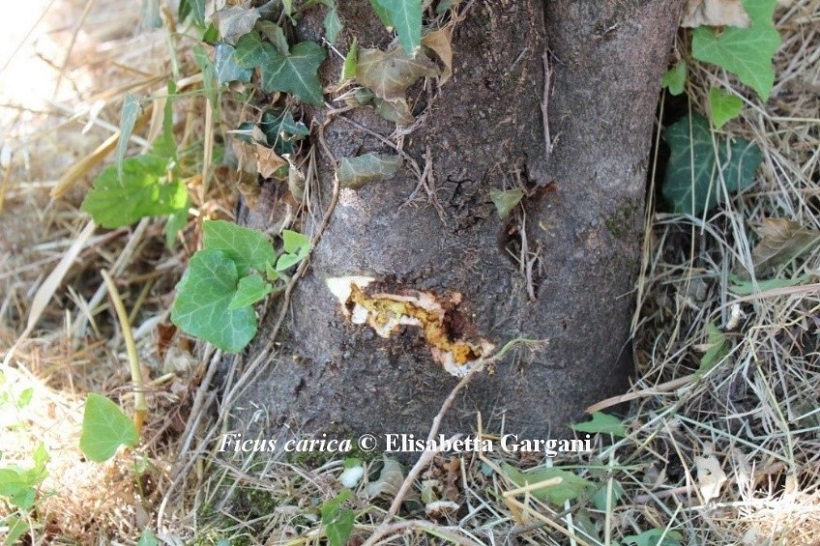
<box><xmin>237</xmin><ymin>0</ymin><xmax>680</xmax><ymax>444</ymax></box>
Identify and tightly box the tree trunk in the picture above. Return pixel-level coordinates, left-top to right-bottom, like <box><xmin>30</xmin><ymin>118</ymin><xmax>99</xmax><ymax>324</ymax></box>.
<box><xmin>237</xmin><ymin>0</ymin><xmax>680</xmax><ymax>443</ymax></box>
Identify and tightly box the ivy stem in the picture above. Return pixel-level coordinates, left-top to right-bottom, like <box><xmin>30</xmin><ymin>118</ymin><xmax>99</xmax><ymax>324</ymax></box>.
<box><xmin>101</xmin><ymin>269</ymin><xmax>147</xmax><ymax>432</ymax></box>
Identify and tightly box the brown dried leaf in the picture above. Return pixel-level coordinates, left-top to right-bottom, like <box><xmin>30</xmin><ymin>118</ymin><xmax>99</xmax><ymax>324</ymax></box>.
<box><xmin>694</xmin><ymin>450</ymin><xmax>726</xmax><ymax>502</ymax></box>
<box><xmin>752</xmin><ymin>218</ymin><xmax>820</xmax><ymax>276</ymax></box>
<box><xmin>364</xmin><ymin>458</ymin><xmax>404</xmax><ymax>500</ymax></box>
<box><xmin>232</xmin><ymin>140</ymin><xmax>257</xmax><ymax>174</ymax></box>
<box><xmin>682</xmin><ymin>0</ymin><xmax>751</xmax><ymax>28</ymax></box>
<box><xmin>256</xmin><ymin>144</ymin><xmax>287</xmax><ymax>179</ymax></box>
<box><xmin>357</xmin><ymin>46</ymin><xmax>439</xmax><ymax>101</ymax></box>
<box><xmin>421</xmin><ymin>27</ymin><xmax>453</xmax><ymax>83</ymax></box>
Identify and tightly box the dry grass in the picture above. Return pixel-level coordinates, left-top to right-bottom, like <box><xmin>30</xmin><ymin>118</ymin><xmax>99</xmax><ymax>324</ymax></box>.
<box><xmin>1</xmin><ymin>0</ymin><xmax>819</xmax><ymax>544</ymax></box>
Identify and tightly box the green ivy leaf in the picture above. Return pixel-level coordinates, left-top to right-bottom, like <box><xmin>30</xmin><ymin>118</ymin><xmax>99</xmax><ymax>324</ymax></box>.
<box><xmin>171</xmin><ymin>249</ymin><xmax>258</xmax><ymax>352</ymax></box>
<box><xmin>661</xmin><ymin>113</ymin><xmax>762</xmax><ymax>215</ymax></box>
<box><xmin>324</xmin><ymin>6</ymin><xmax>343</xmax><ymax>45</ymax></box>
<box><xmin>321</xmin><ymin>490</ymin><xmax>355</xmax><ymax>546</ymax></box>
<box><xmin>337</xmin><ymin>153</ymin><xmax>403</xmax><ymax>189</ymax></box>
<box><xmin>0</xmin><ymin>443</ymin><xmax>49</xmax><ymax>510</ymax></box>
<box><xmin>80</xmin><ymin>394</ymin><xmax>139</xmax><ymax>462</ymax></box>
<box><xmin>282</xmin><ymin>229</ymin><xmax>311</xmax><ymax>256</ymax></box>
<box><xmin>229</xmin><ymin>274</ymin><xmax>272</xmax><ymax>309</ymax></box>
<box><xmin>661</xmin><ymin>61</ymin><xmax>686</xmax><ymax>96</ymax></box>
<box><xmin>202</xmin><ymin>219</ymin><xmax>276</xmax><ymax>277</ymax></box>
<box><xmin>276</xmin><ymin>253</ymin><xmax>302</xmax><ymax>271</ymax></box>
<box><xmin>375</xmin><ymin>0</ymin><xmax>421</xmax><ymax>55</ymax></box>
<box><xmin>692</xmin><ymin>0</ymin><xmax>780</xmax><ymax>101</ymax></box>
<box><xmin>233</xmin><ymin>31</ymin><xmax>272</xmax><ymax>69</ymax></box>
<box><xmin>260</xmin><ymin>109</ymin><xmax>309</xmax><ymax>154</ymax></box>
<box><xmin>81</xmin><ymin>156</ymin><xmax>187</xmax><ymax>228</ymax></box>
<box><xmin>137</xmin><ymin>528</ymin><xmax>159</xmax><ymax>546</ymax></box>
<box><xmin>257</xmin><ymin>21</ymin><xmax>289</xmax><ymax>55</ymax></box>
<box><xmin>623</xmin><ymin>529</ymin><xmax>683</xmax><ymax>546</ymax></box>
<box><xmin>116</xmin><ymin>94</ymin><xmax>141</xmax><ymax>182</ymax></box>
<box><xmin>489</xmin><ymin>188</ymin><xmax>524</xmax><ymax>219</ymax></box>
<box><xmin>502</xmin><ymin>464</ymin><xmax>593</xmax><ymax>506</ymax></box>
<box><xmin>260</xmin><ymin>41</ymin><xmax>327</xmax><ymax>105</ymax></box>
<box><xmin>215</xmin><ymin>42</ymin><xmax>253</xmax><ymax>85</ymax></box>
<box><xmin>571</xmin><ymin>412</ymin><xmax>627</xmax><ymax>437</ymax></box>
<box><xmin>179</xmin><ymin>0</ymin><xmax>205</xmax><ymax>26</ymax></box>
<box><xmin>591</xmin><ymin>480</ymin><xmax>625</xmax><ymax>511</ymax></box>
<box><xmin>708</xmin><ymin>87</ymin><xmax>743</xmax><ymax>129</ymax></box>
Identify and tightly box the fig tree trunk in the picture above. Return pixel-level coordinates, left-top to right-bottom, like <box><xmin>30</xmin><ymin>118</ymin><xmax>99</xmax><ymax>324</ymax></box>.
<box><xmin>237</xmin><ymin>0</ymin><xmax>679</xmax><ymax>443</ymax></box>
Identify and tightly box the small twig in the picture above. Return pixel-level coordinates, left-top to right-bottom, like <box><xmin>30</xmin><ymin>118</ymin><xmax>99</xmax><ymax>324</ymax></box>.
<box><xmin>361</xmin><ymin>520</ymin><xmax>483</xmax><ymax>546</ymax></box>
<box><xmin>541</xmin><ymin>52</ymin><xmax>554</xmax><ymax>158</ymax></box>
<box><xmin>402</xmin><ymin>146</ymin><xmax>447</xmax><ymax>225</ymax></box>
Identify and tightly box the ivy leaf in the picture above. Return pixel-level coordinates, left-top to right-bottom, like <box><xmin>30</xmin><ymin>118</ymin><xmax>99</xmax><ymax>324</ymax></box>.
<box><xmin>81</xmin><ymin>156</ymin><xmax>187</xmax><ymax>228</ymax></box>
<box><xmin>179</xmin><ymin>0</ymin><xmax>205</xmax><ymax>26</ymax></box>
<box><xmin>692</xmin><ymin>0</ymin><xmax>780</xmax><ymax>101</ymax></box>
<box><xmin>137</xmin><ymin>528</ymin><xmax>159</xmax><ymax>546</ymax></box>
<box><xmin>502</xmin><ymin>464</ymin><xmax>593</xmax><ymax>506</ymax></box>
<box><xmin>260</xmin><ymin>41</ymin><xmax>327</xmax><ymax>105</ymax></box>
<box><xmin>115</xmin><ymin>94</ymin><xmax>141</xmax><ymax>182</ymax></box>
<box><xmin>212</xmin><ymin>6</ymin><xmax>260</xmax><ymax>44</ymax></box>
<box><xmin>324</xmin><ymin>6</ymin><xmax>343</xmax><ymax>45</ymax></box>
<box><xmin>282</xmin><ymin>229</ymin><xmax>311</xmax><ymax>256</ymax></box>
<box><xmin>229</xmin><ymin>274</ymin><xmax>272</xmax><ymax>309</ymax></box>
<box><xmin>374</xmin><ymin>97</ymin><xmax>413</xmax><ymax>125</ymax></box>
<box><xmin>661</xmin><ymin>113</ymin><xmax>762</xmax><ymax>215</ymax></box>
<box><xmin>260</xmin><ymin>109</ymin><xmax>309</xmax><ymax>154</ymax></box>
<box><xmin>321</xmin><ymin>490</ymin><xmax>355</xmax><ymax>546</ymax></box>
<box><xmin>661</xmin><ymin>61</ymin><xmax>686</xmax><ymax>96</ymax></box>
<box><xmin>233</xmin><ymin>31</ymin><xmax>272</xmax><ymax>69</ymax></box>
<box><xmin>80</xmin><ymin>394</ymin><xmax>139</xmax><ymax>462</ymax></box>
<box><xmin>375</xmin><ymin>0</ymin><xmax>421</xmax><ymax>55</ymax></box>
<box><xmin>276</xmin><ymin>229</ymin><xmax>311</xmax><ymax>272</ymax></box>
<box><xmin>489</xmin><ymin>188</ymin><xmax>524</xmax><ymax>219</ymax></box>
<box><xmin>171</xmin><ymin>249</ymin><xmax>258</xmax><ymax>353</ymax></box>
<box><xmin>708</xmin><ymin>87</ymin><xmax>743</xmax><ymax>129</ymax></box>
<box><xmin>202</xmin><ymin>219</ymin><xmax>276</xmax><ymax>276</ymax></box>
<box><xmin>571</xmin><ymin>412</ymin><xmax>627</xmax><ymax>437</ymax></box>
<box><xmin>337</xmin><ymin>153</ymin><xmax>403</xmax><ymax>189</ymax></box>
<box><xmin>215</xmin><ymin>42</ymin><xmax>253</xmax><ymax>85</ymax></box>
<box><xmin>257</xmin><ymin>21</ymin><xmax>289</xmax><ymax>55</ymax></box>
<box><xmin>623</xmin><ymin>529</ymin><xmax>683</xmax><ymax>546</ymax></box>
<box><xmin>357</xmin><ymin>46</ymin><xmax>438</xmax><ymax>101</ymax></box>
